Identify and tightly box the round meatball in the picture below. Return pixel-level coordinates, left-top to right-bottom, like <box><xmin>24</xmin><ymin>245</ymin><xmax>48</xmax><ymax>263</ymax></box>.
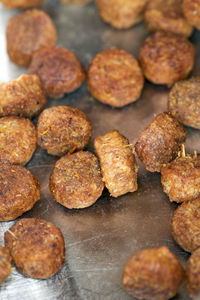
<box><xmin>0</xmin><ymin>246</ymin><xmax>11</xmax><ymax>284</ymax></box>
<box><xmin>135</xmin><ymin>112</ymin><xmax>186</xmax><ymax>172</ymax></box>
<box><xmin>94</xmin><ymin>130</ymin><xmax>138</xmax><ymax>197</ymax></box>
<box><xmin>37</xmin><ymin>106</ymin><xmax>92</xmax><ymax>156</ymax></box>
<box><xmin>4</xmin><ymin>218</ymin><xmax>65</xmax><ymax>279</ymax></box>
<box><xmin>6</xmin><ymin>9</ymin><xmax>57</xmax><ymax>67</ymax></box>
<box><xmin>1</xmin><ymin>0</ymin><xmax>43</xmax><ymax>9</ymax></box>
<box><xmin>139</xmin><ymin>31</ymin><xmax>195</xmax><ymax>87</ymax></box>
<box><xmin>87</xmin><ymin>49</ymin><xmax>144</xmax><ymax>107</ymax></box>
<box><xmin>122</xmin><ymin>246</ymin><xmax>184</xmax><ymax>300</ymax></box>
<box><xmin>183</xmin><ymin>0</ymin><xmax>200</xmax><ymax>30</ymax></box>
<box><xmin>187</xmin><ymin>248</ymin><xmax>200</xmax><ymax>299</ymax></box>
<box><xmin>50</xmin><ymin>151</ymin><xmax>104</xmax><ymax>209</ymax></box>
<box><xmin>0</xmin><ymin>74</ymin><xmax>47</xmax><ymax>118</ymax></box>
<box><xmin>59</xmin><ymin>0</ymin><xmax>92</xmax><ymax>5</ymax></box>
<box><xmin>0</xmin><ymin>116</ymin><xmax>36</xmax><ymax>165</ymax></box>
<box><xmin>29</xmin><ymin>46</ymin><xmax>85</xmax><ymax>99</ymax></box>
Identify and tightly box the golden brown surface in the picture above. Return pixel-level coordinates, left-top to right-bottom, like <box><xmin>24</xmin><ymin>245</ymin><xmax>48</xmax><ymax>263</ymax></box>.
<box><xmin>59</xmin><ymin>0</ymin><xmax>92</xmax><ymax>5</ymax></box>
<box><xmin>187</xmin><ymin>248</ymin><xmax>200</xmax><ymax>299</ymax></box>
<box><xmin>6</xmin><ymin>9</ymin><xmax>57</xmax><ymax>67</ymax></box>
<box><xmin>139</xmin><ymin>31</ymin><xmax>195</xmax><ymax>87</ymax></box>
<box><xmin>122</xmin><ymin>246</ymin><xmax>184</xmax><ymax>300</ymax></box>
<box><xmin>94</xmin><ymin>130</ymin><xmax>138</xmax><ymax>197</ymax></box>
<box><xmin>50</xmin><ymin>151</ymin><xmax>104</xmax><ymax>209</ymax></box>
<box><xmin>0</xmin><ymin>246</ymin><xmax>11</xmax><ymax>284</ymax></box>
<box><xmin>37</xmin><ymin>106</ymin><xmax>92</xmax><ymax>156</ymax></box>
<box><xmin>29</xmin><ymin>46</ymin><xmax>85</xmax><ymax>99</ymax></box>
<box><xmin>4</xmin><ymin>218</ymin><xmax>65</xmax><ymax>279</ymax></box>
<box><xmin>87</xmin><ymin>49</ymin><xmax>144</xmax><ymax>107</ymax></box>
<box><xmin>1</xmin><ymin>0</ymin><xmax>43</xmax><ymax>9</ymax></box>
<box><xmin>183</xmin><ymin>0</ymin><xmax>200</xmax><ymax>30</ymax></box>
<box><xmin>135</xmin><ymin>112</ymin><xmax>186</xmax><ymax>172</ymax></box>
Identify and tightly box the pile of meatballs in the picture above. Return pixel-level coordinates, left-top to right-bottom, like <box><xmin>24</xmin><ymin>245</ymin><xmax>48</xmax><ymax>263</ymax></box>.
<box><xmin>0</xmin><ymin>0</ymin><xmax>200</xmax><ymax>299</ymax></box>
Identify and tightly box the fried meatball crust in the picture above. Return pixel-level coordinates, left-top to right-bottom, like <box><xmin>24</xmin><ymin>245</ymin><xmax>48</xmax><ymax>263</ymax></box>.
<box><xmin>183</xmin><ymin>0</ymin><xmax>200</xmax><ymax>30</ymax></box>
<box><xmin>0</xmin><ymin>74</ymin><xmax>47</xmax><ymax>118</ymax></box>
<box><xmin>4</xmin><ymin>218</ymin><xmax>65</xmax><ymax>279</ymax></box>
<box><xmin>139</xmin><ymin>31</ymin><xmax>195</xmax><ymax>87</ymax></box>
<box><xmin>0</xmin><ymin>116</ymin><xmax>36</xmax><ymax>165</ymax></box>
<box><xmin>50</xmin><ymin>151</ymin><xmax>104</xmax><ymax>209</ymax></box>
<box><xmin>187</xmin><ymin>248</ymin><xmax>200</xmax><ymax>299</ymax></box>
<box><xmin>1</xmin><ymin>0</ymin><xmax>43</xmax><ymax>9</ymax></box>
<box><xmin>6</xmin><ymin>9</ymin><xmax>57</xmax><ymax>67</ymax></box>
<box><xmin>87</xmin><ymin>49</ymin><xmax>144</xmax><ymax>107</ymax></box>
<box><xmin>135</xmin><ymin>112</ymin><xmax>186</xmax><ymax>172</ymax></box>
<box><xmin>37</xmin><ymin>106</ymin><xmax>92</xmax><ymax>156</ymax></box>
<box><xmin>0</xmin><ymin>246</ymin><xmax>11</xmax><ymax>284</ymax></box>
<box><xmin>29</xmin><ymin>46</ymin><xmax>85</xmax><ymax>99</ymax></box>
<box><xmin>94</xmin><ymin>130</ymin><xmax>138</xmax><ymax>197</ymax></box>
<box><xmin>59</xmin><ymin>0</ymin><xmax>92</xmax><ymax>5</ymax></box>
<box><xmin>122</xmin><ymin>246</ymin><xmax>184</xmax><ymax>300</ymax></box>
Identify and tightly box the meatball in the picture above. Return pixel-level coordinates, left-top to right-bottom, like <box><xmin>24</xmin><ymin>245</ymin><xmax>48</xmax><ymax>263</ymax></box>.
<box><xmin>122</xmin><ymin>246</ymin><xmax>184</xmax><ymax>300</ymax></box>
<box><xmin>0</xmin><ymin>116</ymin><xmax>36</xmax><ymax>165</ymax></box>
<box><xmin>187</xmin><ymin>248</ymin><xmax>200</xmax><ymax>299</ymax></box>
<box><xmin>4</xmin><ymin>218</ymin><xmax>65</xmax><ymax>279</ymax></box>
<box><xmin>87</xmin><ymin>49</ymin><xmax>144</xmax><ymax>107</ymax></box>
<box><xmin>59</xmin><ymin>0</ymin><xmax>92</xmax><ymax>5</ymax></box>
<box><xmin>0</xmin><ymin>0</ymin><xmax>43</xmax><ymax>9</ymax></box>
<box><xmin>183</xmin><ymin>0</ymin><xmax>200</xmax><ymax>30</ymax></box>
<box><xmin>28</xmin><ymin>46</ymin><xmax>85</xmax><ymax>99</ymax></box>
<box><xmin>49</xmin><ymin>151</ymin><xmax>104</xmax><ymax>209</ymax></box>
<box><xmin>139</xmin><ymin>31</ymin><xmax>195</xmax><ymax>87</ymax></box>
<box><xmin>37</xmin><ymin>106</ymin><xmax>92</xmax><ymax>156</ymax></box>
<box><xmin>0</xmin><ymin>74</ymin><xmax>47</xmax><ymax>118</ymax></box>
<box><xmin>0</xmin><ymin>246</ymin><xmax>11</xmax><ymax>284</ymax></box>
<box><xmin>135</xmin><ymin>112</ymin><xmax>186</xmax><ymax>172</ymax></box>
<box><xmin>94</xmin><ymin>130</ymin><xmax>138</xmax><ymax>197</ymax></box>
<box><xmin>6</xmin><ymin>9</ymin><xmax>57</xmax><ymax>67</ymax></box>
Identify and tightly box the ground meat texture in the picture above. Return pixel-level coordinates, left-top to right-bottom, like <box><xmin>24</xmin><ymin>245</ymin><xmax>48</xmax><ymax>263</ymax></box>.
<box><xmin>122</xmin><ymin>246</ymin><xmax>184</xmax><ymax>300</ymax></box>
<box><xmin>144</xmin><ymin>0</ymin><xmax>193</xmax><ymax>37</ymax></box>
<box><xmin>6</xmin><ymin>9</ymin><xmax>57</xmax><ymax>67</ymax></box>
<box><xmin>0</xmin><ymin>116</ymin><xmax>36</xmax><ymax>165</ymax></box>
<box><xmin>59</xmin><ymin>0</ymin><xmax>92</xmax><ymax>5</ymax></box>
<box><xmin>135</xmin><ymin>112</ymin><xmax>186</xmax><ymax>172</ymax></box>
<box><xmin>0</xmin><ymin>0</ymin><xmax>43</xmax><ymax>9</ymax></box>
<box><xmin>183</xmin><ymin>0</ymin><xmax>200</xmax><ymax>30</ymax></box>
<box><xmin>187</xmin><ymin>248</ymin><xmax>200</xmax><ymax>298</ymax></box>
<box><xmin>49</xmin><ymin>151</ymin><xmax>104</xmax><ymax>209</ymax></box>
<box><xmin>28</xmin><ymin>46</ymin><xmax>85</xmax><ymax>99</ymax></box>
<box><xmin>0</xmin><ymin>246</ymin><xmax>11</xmax><ymax>283</ymax></box>
<box><xmin>37</xmin><ymin>106</ymin><xmax>92</xmax><ymax>156</ymax></box>
<box><xmin>139</xmin><ymin>31</ymin><xmax>195</xmax><ymax>87</ymax></box>
<box><xmin>87</xmin><ymin>49</ymin><xmax>144</xmax><ymax>107</ymax></box>
<box><xmin>94</xmin><ymin>130</ymin><xmax>138</xmax><ymax>197</ymax></box>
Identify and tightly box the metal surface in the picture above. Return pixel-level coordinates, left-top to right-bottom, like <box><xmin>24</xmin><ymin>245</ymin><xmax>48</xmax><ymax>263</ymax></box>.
<box><xmin>0</xmin><ymin>1</ymin><xmax>200</xmax><ymax>299</ymax></box>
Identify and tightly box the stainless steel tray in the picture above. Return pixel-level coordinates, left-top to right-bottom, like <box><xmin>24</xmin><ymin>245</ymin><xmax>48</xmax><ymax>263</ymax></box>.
<box><xmin>0</xmin><ymin>1</ymin><xmax>200</xmax><ymax>299</ymax></box>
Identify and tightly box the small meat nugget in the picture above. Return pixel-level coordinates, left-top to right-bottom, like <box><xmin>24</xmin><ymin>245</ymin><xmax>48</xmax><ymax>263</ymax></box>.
<box><xmin>0</xmin><ymin>74</ymin><xmax>47</xmax><ymax>118</ymax></box>
<box><xmin>0</xmin><ymin>0</ymin><xmax>43</xmax><ymax>9</ymax></box>
<box><xmin>0</xmin><ymin>116</ymin><xmax>36</xmax><ymax>165</ymax></box>
<box><xmin>183</xmin><ymin>0</ymin><xmax>200</xmax><ymax>30</ymax></box>
<box><xmin>6</xmin><ymin>9</ymin><xmax>57</xmax><ymax>67</ymax></box>
<box><xmin>4</xmin><ymin>218</ymin><xmax>65</xmax><ymax>279</ymax></box>
<box><xmin>139</xmin><ymin>31</ymin><xmax>195</xmax><ymax>87</ymax></box>
<box><xmin>135</xmin><ymin>112</ymin><xmax>186</xmax><ymax>172</ymax></box>
<box><xmin>37</xmin><ymin>106</ymin><xmax>92</xmax><ymax>156</ymax></box>
<box><xmin>0</xmin><ymin>246</ymin><xmax>11</xmax><ymax>284</ymax></box>
<box><xmin>187</xmin><ymin>248</ymin><xmax>200</xmax><ymax>299</ymax></box>
<box><xmin>50</xmin><ymin>151</ymin><xmax>104</xmax><ymax>209</ymax></box>
<box><xmin>94</xmin><ymin>130</ymin><xmax>138</xmax><ymax>197</ymax></box>
<box><xmin>59</xmin><ymin>0</ymin><xmax>92</xmax><ymax>5</ymax></box>
<box><xmin>122</xmin><ymin>246</ymin><xmax>184</xmax><ymax>300</ymax></box>
<box><xmin>87</xmin><ymin>49</ymin><xmax>144</xmax><ymax>107</ymax></box>
<box><xmin>29</xmin><ymin>46</ymin><xmax>85</xmax><ymax>99</ymax></box>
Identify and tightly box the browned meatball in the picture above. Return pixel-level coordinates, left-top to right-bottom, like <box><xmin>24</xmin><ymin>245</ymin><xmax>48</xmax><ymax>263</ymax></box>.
<box><xmin>94</xmin><ymin>130</ymin><xmax>138</xmax><ymax>197</ymax></box>
<box><xmin>0</xmin><ymin>116</ymin><xmax>36</xmax><ymax>165</ymax></box>
<box><xmin>122</xmin><ymin>246</ymin><xmax>184</xmax><ymax>300</ymax></box>
<box><xmin>139</xmin><ymin>31</ymin><xmax>195</xmax><ymax>87</ymax></box>
<box><xmin>37</xmin><ymin>106</ymin><xmax>92</xmax><ymax>156</ymax></box>
<box><xmin>0</xmin><ymin>74</ymin><xmax>47</xmax><ymax>118</ymax></box>
<box><xmin>87</xmin><ymin>49</ymin><xmax>144</xmax><ymax>107</ymax></box>
<box><xmin>187</xmin><ymin>248</ymin><xmax>200</xmax><ymax>299</ymax></box>
<box><xmin>4</xmin><ymin>218</ymin><xmax>65</xmax><ymax>279</ymax></box>
<box><xmin>50</xmin><ymin>151</ymin><xmax>104</xmax><ymax>209</ymax></box>
<box><xmin>59</xmin><ymin>0</ymin><xmax>92</xmax><ymax>5</ymax></box>
<box><xmin>29</xmin><ymin>46</ymin><xmax>85</xmax><ymax>99</ymax></box>
<box><xmin>6</xmin><ymin>9</ymin><xmax>57</xmax><ymax>67</ymax></box>
<box><xmin>183</xmin><ymin>0</ymin><xmax>200</xmax><ymax>30</ymax></box>
<box><xmin>0</xmin><ymin>0</ymin><xmax>43</xmax><ymax>9</ymax></box>
<box><xmin>0</xmin><ymin>246</ymin><xmax>11</xmax><ymax>283</ymax></box>
<box><xmin>135</xmin><ymin>112</ymin><xmax>186</xmax><ymax>172</ymax></box>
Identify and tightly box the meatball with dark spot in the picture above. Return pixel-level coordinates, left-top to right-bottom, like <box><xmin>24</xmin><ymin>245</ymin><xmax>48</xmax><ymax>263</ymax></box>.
<box><xmin>0</xmin><ymin>246</ymin><xmax>11</xmax><ymax>284</ymax></box>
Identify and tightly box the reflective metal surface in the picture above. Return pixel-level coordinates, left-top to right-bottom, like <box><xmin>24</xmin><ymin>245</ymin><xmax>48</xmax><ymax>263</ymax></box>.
<box><xmin>0</xmin><ymin>1</ymin><xmax>200</xmax><ymax>299</ymax></box>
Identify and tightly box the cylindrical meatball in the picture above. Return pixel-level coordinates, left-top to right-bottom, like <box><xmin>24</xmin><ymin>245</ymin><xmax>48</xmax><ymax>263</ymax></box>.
<box><xmin>87</xmin><ymin>49</ymin><xmax>144</xmax><ymax>107</ymax></box>
<box><xmin>0</xmin><ymin>116</ymin><xmax>36</xmax><ymax>165</ymax></box>
<box><xmin>0</xmin><ymin>246</ymin><xmax>11</xmax><ymax>284</ymax></box>
<box><xmin>50</xmin><ymin>151</ymin><xmax>104</xmax><ymax>209</ymax></box>
<box><xmin>139</xmin><ymin>31</ymin><xmax>195</xmax><ymax>87</ymax></box>
<box><xmin>59</xmin><ymin>0</ymin><xmax>92</xmax><ymax>5</ymax></box>
<box><xmin>6</xmin><ymin>9</ymin><xmax>57</xmax><ymax>67</ymax></box>
<box><xmin>0</xmin><ymin>0</ymin><xmax>43</xmax><ymax>9</ymax></box>
<box><xmin>122</xmin><ymin>246</ymin><xmax>184</xmax><ymax>300</ymax></box>
<box><xmin>29</xmin><ymin>46</ymin><xmax>85</xmax><ymax>99</ymax></box>
<box><xmin>94</xmin><ymin>130</ymin><xmax>138</xmax><ymax>197</ymax></box>
<box><xmin>0</xmin><ymin>74</ymin><xmax>47</xmax><ymax>118</ymax></box>
<box><xmin>183</xmin><ymin>0</ymin><xmax>200</xmax><ymax>30</ymax></box>
<box><xmin>37</xmin><ymin>106</ymin><xmax>92</xmax><ymax>156</ymax></box>
<box><xmin>144</xmin><ymin>0</ymin><xmax>193</xmax><ymax>37</ymax></box>
<box><xmin>135</xmin><ymin>112</ymin><xmax>186</xmax><ymax>172</ymax></box>
<box><xmin>187</xmin><ymin>248</ymin><xmax>200</xmax><ymax>299</ymax></box>
<box><xmin>4</xmin><ymin>218</ymin><xmax>65</xmax><ymax>279</ymax></box>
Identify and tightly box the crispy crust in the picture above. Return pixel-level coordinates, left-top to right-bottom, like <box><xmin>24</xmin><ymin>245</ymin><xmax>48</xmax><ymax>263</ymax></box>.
<box><xmin>187</xmin><ymin>248</ymin><xmax>200</xmax><ymax>298</ymax></box>
<box><xmin>94</xmin><ymin>130</ymin><xmax>138</xmax><ymax>197</ymax></box>
<box><xmin>59</xmin><ymin>0</ymin><xmax>92</xmax><ymax>5</ymax></box>
<box><xmin>1</xmin><ymin>0</ymin><xmax>43</xmax><ymax>9</ymax></box>
<box><xmin>183</xmin><ymin>0</ymin><xmax>200</xmax><ymax>30</ymax></box>
<box><xmin>0</xmin><ymin>246</ymin><xmax>11</xmax><ymax>284</ymax></box>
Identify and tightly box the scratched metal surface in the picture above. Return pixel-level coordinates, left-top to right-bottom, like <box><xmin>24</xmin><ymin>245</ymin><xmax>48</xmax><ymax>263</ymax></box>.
<box><xmin>0</xmin><ymin>1</ymin><xmax>200</xmax><ymax>299</ymax></box>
